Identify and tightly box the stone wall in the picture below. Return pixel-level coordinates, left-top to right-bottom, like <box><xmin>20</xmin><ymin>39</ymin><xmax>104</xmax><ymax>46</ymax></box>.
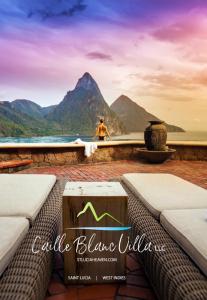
<box><xmin>0</xmin><ymin>141</ymin><xmax>206</xmax><ymax>166</ymax></box>
<box><xmin>169</xmin><ymin>144</ymin><xmax>207</xmax><ymax>161</ymax></box>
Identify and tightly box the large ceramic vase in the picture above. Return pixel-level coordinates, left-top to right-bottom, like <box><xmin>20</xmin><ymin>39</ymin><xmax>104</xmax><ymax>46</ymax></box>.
<box><xmin>144</xmin><ymin>120</ymin><xmax>167</xmax><ymax>151</ymax></box>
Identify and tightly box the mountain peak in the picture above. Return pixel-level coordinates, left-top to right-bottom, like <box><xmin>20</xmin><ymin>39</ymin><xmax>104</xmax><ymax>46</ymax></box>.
<box><xmin>119</xmin><ymin>94</ymin><xmax>130</xmax><ymax>99</ymax></box>
<box><xmin>75</xmin><ymin>72</ymin><xmax>99</xmax><ymax>91</ymax></box>
<box><xmin>48</xmin><ymin>73</ymin><xmax>125</xmax><ymax>135</ymax></box>
<box><xmin>113</xmin><ymin>95</ymin><xmax>139</xmax><ymax>108</ymax></box>
<box><xmin>116</xmin><ymin>95</ymin><xmax>133</xmax><ymax>103</ymax></box>
<box><xmin>83</xmin><ymin>72</ymin><xmax>92</xmax><ymax>78</ymax></box>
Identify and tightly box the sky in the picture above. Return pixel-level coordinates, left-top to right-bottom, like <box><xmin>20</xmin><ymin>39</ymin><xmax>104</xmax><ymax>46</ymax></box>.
<box><xmin>0</xmin><ymin>0</ymin><xmax>207</xmax><ymax>131</ymax></box>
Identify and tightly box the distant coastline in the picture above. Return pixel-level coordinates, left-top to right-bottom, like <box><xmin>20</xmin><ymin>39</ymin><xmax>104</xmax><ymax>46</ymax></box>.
<box><xmin>114</xmin><ymin>131</ymin><xmax>207</xmax><ymax>142</ymax></box>
<box><xmin>0</xmin><ymin>131</ymin><xmax>207</xmax><ymax>143</ymax></box>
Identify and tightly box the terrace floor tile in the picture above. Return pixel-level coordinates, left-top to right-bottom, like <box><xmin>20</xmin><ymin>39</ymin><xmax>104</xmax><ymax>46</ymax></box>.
<box><xmin>78</xmin><ymin>284</ymin><xmax>118</xmax><ymax>300</ymax></box>
<box><xmin>48</xmin><ymin>278</ymin><xmax>68</xmax><ymax>295</ymax></box>
<box><xmin>45</xmin><ymin>288</ymin><xmax>78</xmax><ymax>299</ymax></box>
<box><xmin>117</xmin><ymin>286</ymin><xmax>156</xmax><ymax>300</ymax></box>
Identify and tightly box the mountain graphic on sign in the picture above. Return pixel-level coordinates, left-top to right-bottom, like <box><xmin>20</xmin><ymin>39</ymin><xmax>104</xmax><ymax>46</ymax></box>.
<box><xmin>77</xmin><ymin>202</ymin><xmax>123</xmax><ymax>225</ymax></box>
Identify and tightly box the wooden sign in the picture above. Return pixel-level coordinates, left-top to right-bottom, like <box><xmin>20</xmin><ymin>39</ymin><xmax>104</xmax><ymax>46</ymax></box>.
<box><xmin>63</xmin><ymin>182</ymin><xmax>129</xmax><ymax>284</ymax></box>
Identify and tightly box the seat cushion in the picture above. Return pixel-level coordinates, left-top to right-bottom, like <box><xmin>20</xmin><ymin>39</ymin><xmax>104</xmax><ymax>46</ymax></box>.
<box><xmin>0</xmin><ymin>217</ymin><xmax>29</xmax><ymax>276</ymax></box>
<box><xmin>160</xmin><ymin>209</ymin><xmax>207</xmax><ymax>276</ymax></box>
<box><xmin>122</xmin><ymin>173</ymin><xmax>207</xmax><ymax>219</ymax></box>
<box><xmin>0</xmin><ymin>174</ymin><xmax>56</xmax><ymax>222</ymax></box>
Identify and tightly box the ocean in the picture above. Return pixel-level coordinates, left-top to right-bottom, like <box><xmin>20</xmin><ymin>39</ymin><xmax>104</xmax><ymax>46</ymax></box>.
<box><xmin>0</xmin><ymin>132</ymin><xmax>206</xmax><ymax>143</ymax></box>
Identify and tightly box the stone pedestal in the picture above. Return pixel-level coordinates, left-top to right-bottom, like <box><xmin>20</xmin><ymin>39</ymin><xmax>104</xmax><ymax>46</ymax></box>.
<box><xmin>138</xmin><ymin>148</ymin><xmax>176</xmax><ymax>163</ymax></box>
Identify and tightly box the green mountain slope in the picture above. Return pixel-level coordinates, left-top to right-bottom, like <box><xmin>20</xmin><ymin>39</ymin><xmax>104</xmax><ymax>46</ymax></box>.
<box><xmin>0</xmin><ymin>101</ymin><xmax>60</xmax><ymax>136</ymax></box>
<box><xmin>11</xmin><ymin>99</ymin><xmax>44</xmax><ymax>119</ymax></box>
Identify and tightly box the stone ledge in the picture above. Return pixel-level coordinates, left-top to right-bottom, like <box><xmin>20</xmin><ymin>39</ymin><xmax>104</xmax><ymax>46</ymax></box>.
<box><xmin>0</xmin><ymin>141</ymin><xmax>206</xmax><ymax>165</ymax></box>
<box><xmin>0</xmin><ymin>140</ymin><xmax>206</xmax><ymax>149</ymax></box>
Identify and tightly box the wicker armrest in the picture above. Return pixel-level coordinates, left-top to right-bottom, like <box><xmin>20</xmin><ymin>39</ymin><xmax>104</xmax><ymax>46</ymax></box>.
<box><xmin>0</xmin><ymin>180</ymin><xmax>66</xmax><ymax>300</ymax></box>
<box><xmin>122</xmin><ymin>182</ymin><xmax>207</xmax><ymax>300</ymax></box>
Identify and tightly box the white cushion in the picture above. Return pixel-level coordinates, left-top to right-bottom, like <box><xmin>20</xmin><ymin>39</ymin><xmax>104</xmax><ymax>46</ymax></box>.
<box><xmin>122</xmin><ymin>173</ymin><xmax>207</xmax><ymax>219</ymax></box>
<box><xmin>160</xmin><ymin>209</ymin><xmax>207</xmax><ymax>276</ymax></box>
<box><xmin>0</xmin><ymin>174</ymin><xmax>56</xmax><ymax>222</ymax></box>
<box><xmin>0</xmin><ymin>217</ymin><xmax>29</xmax><ymax>275</ymax></box>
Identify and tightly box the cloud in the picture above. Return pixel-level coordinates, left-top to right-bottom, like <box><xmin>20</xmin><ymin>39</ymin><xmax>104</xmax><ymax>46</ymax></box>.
<box><xmin>151</xmin><ymin>13</ymin><xmax>207</xmax><ymax>43</ymax></box>
<box><xmin>128</xmin><ymin>69</ymin><xmax>207</xmax><ymax>105</ymax></box>
<box><xmin>141</xmin><ymin>69</ymin><xmax>207</xmax><ymax>91</ymax></box>
<box><xmin>193</xmin><ymin>69</ymin><xmax>207</xmax><ymax>86</ymax></box>
<box><xmin>150</xmin><ymin>12</ymin><xmax>207</xmax><ymax>67</ymax></box>
<box><xmin>142</xmin><ymin>73</ymin><xmax>195</xmax><ymax>90</ymax></box>
<box><xmin>152</xmin><ymin>21</ymin><xmax>194</xmax><ymax>43</ymax></box>
<box><xmin>145</xmin><ymin>91</ymin><xmax>195</xmax><ymax>102</ymax></box>
<box><xmin>27</xmin><ymin>0</ymin><xmax>87</xmax><ymax>20</ymax></box>
<box><xmin>0</xmin><ymin>0</ymin><xmax>87</xmax><ymax>21</ymax></box>
<box><xmin>86</xmin><ymin>51</ymin><xmax>112</xmax><ymax>61</ymax></box>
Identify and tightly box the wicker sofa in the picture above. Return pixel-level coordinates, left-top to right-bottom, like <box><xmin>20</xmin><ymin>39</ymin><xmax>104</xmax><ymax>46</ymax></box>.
<box><xmin>122</xmin><ymin>180</ymin><xmax>207</xmax><ymax>300</ymax></box>
<box><xmin>1</xmin><ymin>175</ymin><xmax>207</xmax><ymax>300</ymax></box>
<box><xmin>0</xmin><ymin>180</ymin><xmax>66</xmax><ymax>300</ymax></box>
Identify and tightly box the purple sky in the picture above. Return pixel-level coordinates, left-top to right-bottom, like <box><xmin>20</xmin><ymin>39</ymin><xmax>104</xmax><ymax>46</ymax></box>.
<box><xmin>0</xmin><ymin>0</ymin><xmax>207</xmax><ymax>130</ymax></box>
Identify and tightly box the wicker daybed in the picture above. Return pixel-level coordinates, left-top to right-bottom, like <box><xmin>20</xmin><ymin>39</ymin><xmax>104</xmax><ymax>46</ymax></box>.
<box><xmin>0</xmin><ymin>180</ymin><xmax>66</xmax><ymax>300</ymax></box>
<box><xmin>1</xmin><ymin>175</ymin><xmax>207</xmax><ymax>300</ymax></box>
<box><xmin>122</xmin><ymin>180</ymin><xmax>207</xmax><ymax>300</ymax></box>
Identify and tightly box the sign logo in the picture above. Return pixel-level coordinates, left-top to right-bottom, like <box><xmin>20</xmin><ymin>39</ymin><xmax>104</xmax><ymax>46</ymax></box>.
<box><xmin>66</xmin><ymin>201</ymin><xmax>131</xmax><ymax>231</ymax></box>
<box><xmin>77</xmin><ymin>201</ymin><xmax>123</xmax><ymax>225</ymax></box>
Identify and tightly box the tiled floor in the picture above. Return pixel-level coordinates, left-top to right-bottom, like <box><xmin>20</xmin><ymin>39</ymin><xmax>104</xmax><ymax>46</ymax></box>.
<box><xmin>20</xmin><ymin>159</ymin><xmax>207</xmax><ymax>189</ymax></box>
<box><xmin>20</xmin><ymin>159</ymin><xmax>207</xmax><ymax>300</ymax></box>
